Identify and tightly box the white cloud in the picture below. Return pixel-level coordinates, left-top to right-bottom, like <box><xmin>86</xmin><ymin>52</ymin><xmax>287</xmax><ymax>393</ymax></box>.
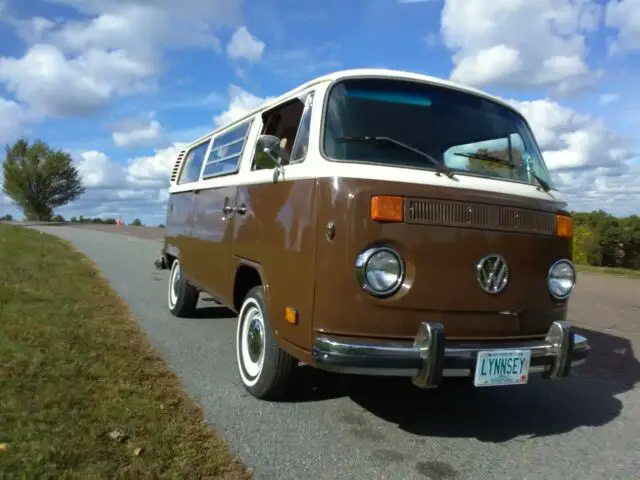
<box><xmin>126</xmin><ymin>143</ymin><xmax>186</xmax><ymax>187</ymax></box>
<box><xmin>0</xmin><ymin>0</ymin><xmax>242</xmax><ymax>118</ymax></box>
<box><xmin>441</xmin><ymin>0</ymin><xmax>602</xmax><ymax>95</ymax></box>
<box><xmin>213</xmin><ymin>84</ymin><xmax>274</xmax><ymax>126</ymax></box>
<box><xmin>112</xmin><ymin>118</ymin><xmax>164</xmax><ymax>148</ymax></box>
<box><xmin>0</xmin><ymin>97</ymin><xmax>29</xmax><ymax>144</ymax></box>
<box><xmin>552</xmin><ymin>162</ymin><xmax>640</xmax><ymax>214</ymax></box>
<box><xmin>226</xmin><ymin>26</ymin><xmax>265</xmax><ymax>62</ymax></box>
<box><xmin>0</xmin><ymin>43</ymin><xmax>154</xmax><ymax>117</ymax></box>
<box><xmin>508</xmin><ymin>97</ymin><xmax>633</xmax><ymax>171</ymax></box>
<box><xmin>75</xmin><ymin>150</ymin><xmax>123</xmax><ymax>188</ymax></box>
<box><xmin>605</xmin><ymin>0</ymin><xmax>640</xmax><ymax>54</ymax></box>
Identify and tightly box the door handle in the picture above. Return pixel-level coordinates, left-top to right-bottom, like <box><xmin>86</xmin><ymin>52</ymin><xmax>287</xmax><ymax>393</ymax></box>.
<box><xmin>235</xmin><ymin>205</ymin><xmax>248</xmax><ymax>215</ymax></box>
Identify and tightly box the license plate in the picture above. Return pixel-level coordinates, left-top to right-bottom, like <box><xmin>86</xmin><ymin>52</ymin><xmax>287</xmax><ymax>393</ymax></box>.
<box><xmin>473</xmin><ymin>349</ymin><xmax>531</xmax><ymax>387</ymax></box>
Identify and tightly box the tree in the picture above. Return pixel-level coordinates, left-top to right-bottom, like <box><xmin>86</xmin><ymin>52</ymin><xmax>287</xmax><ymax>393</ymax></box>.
<box><xmin>130</xmin><ymin>218</ymin><xmax>142</xmax><ymax>226</ymax></box>
<box><xmin>2</xmin><ymin>139</ymin><xmax>85</xmax><ymax>221</ymax></box>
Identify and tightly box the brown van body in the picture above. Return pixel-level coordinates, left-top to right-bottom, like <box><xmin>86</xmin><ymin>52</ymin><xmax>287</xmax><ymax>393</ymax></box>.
<box><xmin>163</xmin><ymin>175</ymin><xmax>571</xmax><ymax>364</ymax></box>
<box><xmin>158</xmin><ymin>68</ymin><xmax>588</xmax><ymax>398</ymax></box>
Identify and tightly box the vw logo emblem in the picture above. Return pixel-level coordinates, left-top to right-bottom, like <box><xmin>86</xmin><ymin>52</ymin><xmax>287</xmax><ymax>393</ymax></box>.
<box><xmin>476</xmin><ymin>254</ymin><xmax>509</xmax><ymax>294</ymax></box>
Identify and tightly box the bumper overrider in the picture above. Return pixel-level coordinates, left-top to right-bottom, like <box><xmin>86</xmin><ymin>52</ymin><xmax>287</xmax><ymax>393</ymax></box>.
<box><xmin>311</xmin><ymin>321</ymin><xmax>589</xmax><ymax>388</ymax></box>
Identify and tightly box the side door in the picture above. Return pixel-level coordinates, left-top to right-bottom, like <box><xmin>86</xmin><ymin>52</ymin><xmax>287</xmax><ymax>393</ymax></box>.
<box><xmin>190</xmin><ymin>119</ymin><xmax>255</xmax><ymax>305</ymax></box>
<box><xmin>172</xmin><ymin>139</ymin><xmax>210</xmax><ymax>280</ymax></box>
<box><xmin>231</xmin><ymin>90</ymin><xmax>318</xmax><ymax>350</ymax></box>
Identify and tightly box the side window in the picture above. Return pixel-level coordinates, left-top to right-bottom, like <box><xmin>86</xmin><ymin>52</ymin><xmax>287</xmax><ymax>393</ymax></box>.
<box><xmin>178</xmin><ymin>140</ymin><xmax>210</xmax><ymax>185</ymax></box>
<box><xmin>252</xmin><ymin>91</ymin><xmax>313</xmax><ymax>170</ymax></box>
<box><xmin>201</xmin><ymin>120</ymin><xmax>252</xmax><ymax>179</ymax></box>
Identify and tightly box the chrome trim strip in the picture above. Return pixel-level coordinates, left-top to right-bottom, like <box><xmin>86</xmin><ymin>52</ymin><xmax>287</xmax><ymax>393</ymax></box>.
<box><xmin>314</xmin><ymin>333</ymin><xmax>589</xmax><ymax>359</ymax></box>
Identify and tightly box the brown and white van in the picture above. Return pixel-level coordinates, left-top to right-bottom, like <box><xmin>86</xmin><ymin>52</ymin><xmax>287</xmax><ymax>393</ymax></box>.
<box><xmin>155</xmin><ymin>68</ymin><xmax>589</xmax><ymax>400</ymax></box>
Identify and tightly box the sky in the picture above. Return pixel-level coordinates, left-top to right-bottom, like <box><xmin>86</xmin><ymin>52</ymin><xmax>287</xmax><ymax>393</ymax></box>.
<box><xmin>0</xmin><ymin>0</ymin><xmax>639</xmax><ymax>225</ymax></box>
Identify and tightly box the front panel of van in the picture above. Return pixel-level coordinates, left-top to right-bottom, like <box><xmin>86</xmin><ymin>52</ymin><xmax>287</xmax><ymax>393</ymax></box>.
<box><xmin>312</xmin><ymin>177</ymin><xmax>571</xmax><ymax>341</ymax></box>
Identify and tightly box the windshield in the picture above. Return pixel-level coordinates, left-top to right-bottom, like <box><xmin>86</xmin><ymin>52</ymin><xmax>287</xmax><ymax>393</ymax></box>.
<box><xmin>322</xmin><ymin>78</ymin><xmax>554</xmax><ymax>189</ymax></box>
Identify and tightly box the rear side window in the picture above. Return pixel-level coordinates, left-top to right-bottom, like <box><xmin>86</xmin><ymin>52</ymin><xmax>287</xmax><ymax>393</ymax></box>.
<box><xmin>178</xmin><ymin>140</ymin><xmax>210</xmax><ymax>185</ymax></box>
<box><xmin>202</xmin><ymin>120</ymin><xmax>253</xmax><ymax>179</ymax></box>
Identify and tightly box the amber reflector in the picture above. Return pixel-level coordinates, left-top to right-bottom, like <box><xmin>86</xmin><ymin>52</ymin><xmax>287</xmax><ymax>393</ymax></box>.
<box><xmin>556</xmin><ymin>215</ymin><xmax>573</xmax><ymax>238</ymax></box>
<box><xmin>285</xmin><ymin>307</ymin><xmax>298</xmax><ymax>325</ymax></box>
<box><xmin>370</xmin><ymin>196</ymin><xmax>403</xmax><ymax>222</ymax></box>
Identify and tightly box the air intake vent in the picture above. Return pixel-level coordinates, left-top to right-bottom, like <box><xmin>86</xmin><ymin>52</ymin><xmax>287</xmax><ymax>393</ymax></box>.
<box><xmin>405</xmin><ymin>198</ymin><xmax>556</xmax><ymax>235</ymax></box>
<box><xmin>170</xmin><ymin>149</ymin><xmax>187</xmax><ymax>183</ymax></box>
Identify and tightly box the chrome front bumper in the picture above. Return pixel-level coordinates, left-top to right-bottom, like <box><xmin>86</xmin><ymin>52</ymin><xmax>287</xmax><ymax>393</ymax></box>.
<box><xmin>311</xmin><ymin>321</ymin><xmax>589</xmax><ymax>388</ymax></box>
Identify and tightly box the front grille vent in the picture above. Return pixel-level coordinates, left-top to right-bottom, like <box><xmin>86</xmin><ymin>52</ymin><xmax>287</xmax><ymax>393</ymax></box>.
<box><xmin>405</xmin><ymin>198</ymin><xmax>556</xmax><ymax>235</ymax></box>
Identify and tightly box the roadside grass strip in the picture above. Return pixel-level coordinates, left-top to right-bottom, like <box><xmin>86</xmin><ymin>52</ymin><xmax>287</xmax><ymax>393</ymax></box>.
<box><xmin>575</xmin><ymin>264</ymin><xmax>640</xmax><ymax>278</ymax></box>
<box><xmin>0</xmin><ymin>224</ymin><xmax>252</xmax><ymax>479</ymax></box>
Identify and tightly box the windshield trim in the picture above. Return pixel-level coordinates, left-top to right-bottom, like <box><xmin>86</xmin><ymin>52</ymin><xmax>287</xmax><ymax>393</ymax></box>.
<box><xmin>317</xmin><ymin>75</ymin><xmax>555</xmax><ymax>191</ymax></box>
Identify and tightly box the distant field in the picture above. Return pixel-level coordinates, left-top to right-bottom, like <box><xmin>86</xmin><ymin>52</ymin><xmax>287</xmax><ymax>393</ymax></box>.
<box><xmin>0</xmin><ymin>224</ymin><xmax>251</xmax><ymax>479</ymax></box>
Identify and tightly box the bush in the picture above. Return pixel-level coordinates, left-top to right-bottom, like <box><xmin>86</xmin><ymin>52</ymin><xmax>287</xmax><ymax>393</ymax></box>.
<box><xmin>571</xmin><ymin>210</ymin><xmax>640</xmax><ymax>270</ymax></box>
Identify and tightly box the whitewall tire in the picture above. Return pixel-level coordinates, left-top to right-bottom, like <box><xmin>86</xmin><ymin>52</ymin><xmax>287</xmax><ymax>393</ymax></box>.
<box><xmin>167</xmin><ymin>258</ymin><xmax>199</xmax><ymax>317</ymax></box>
<box><xmin>235</xmin><ymin>285</ymin><xmax>297</xmax><ymax>399</ymax></box>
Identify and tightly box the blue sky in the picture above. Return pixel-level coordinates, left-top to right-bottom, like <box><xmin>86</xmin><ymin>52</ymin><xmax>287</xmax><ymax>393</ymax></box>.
<box><xmin>1</xmin><ymin>0</ymin><xmax>639</xmax><ymax>224</ymax></box>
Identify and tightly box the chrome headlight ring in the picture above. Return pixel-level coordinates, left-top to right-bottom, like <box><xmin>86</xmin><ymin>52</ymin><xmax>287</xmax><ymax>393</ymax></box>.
<box><xmin>354</xmin><ymin>246</ymin><xmax>405</xmax><ymax>297</ymax></box>
<box><xmin>547</xmin><ymin>259</ymin><xmax>577</xmax><ymax>300</ymax></box>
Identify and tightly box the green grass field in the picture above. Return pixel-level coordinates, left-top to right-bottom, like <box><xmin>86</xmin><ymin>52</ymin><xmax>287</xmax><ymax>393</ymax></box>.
<box><xmin>0</xmin><ymin>224</ymin><xmax>252</xmax><ymax>479</ymax></box>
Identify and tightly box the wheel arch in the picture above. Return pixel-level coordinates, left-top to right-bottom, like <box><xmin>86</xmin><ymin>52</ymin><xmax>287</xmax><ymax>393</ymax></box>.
<box><xmin>233</xmin><ymin>259</ymin><xmax>270</xmax><ymax>314</ymax></box>
<box><xmin>164</xmin><ymin>243</ymin><xmax>181</xmax><ymax>268</ymax></box>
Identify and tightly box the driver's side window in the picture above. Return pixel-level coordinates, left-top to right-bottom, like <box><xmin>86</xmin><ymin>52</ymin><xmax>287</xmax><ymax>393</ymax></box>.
<box><xmin>252</xmin><ymin>91</ymin><xmax>314</xmax><ymax>170</ymax></box>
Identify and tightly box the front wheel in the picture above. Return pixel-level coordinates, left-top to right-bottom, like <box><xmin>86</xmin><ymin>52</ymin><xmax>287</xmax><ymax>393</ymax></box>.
<box><xmin>167</xmin><ymin>258</ymin><xmax>199</xmax><ymax>317</ymax></box>
<box><xmin>236</xmin><ymin>286</ymin><xmax>298</xmax><ymax>400</ymax></box>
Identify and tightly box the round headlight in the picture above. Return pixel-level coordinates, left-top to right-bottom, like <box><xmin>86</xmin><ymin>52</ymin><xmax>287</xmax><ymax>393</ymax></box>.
<box><xmin>548</xmin><ymin>259</ymin><xmax>576</xmax><ymax>300</ymax></box>
<box><xmin>355</xmin><ymin>247</ymin><xmax>404</xmax><ymax>297</ymax></box>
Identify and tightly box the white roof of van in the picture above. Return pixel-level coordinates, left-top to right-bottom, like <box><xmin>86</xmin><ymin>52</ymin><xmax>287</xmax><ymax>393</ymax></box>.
<box><xmin>303</xmin><ymin>68</ymin><xmax>513</xmax><ymax>109</ymax></box>
<box><xmin>183</xmin><ymin>68</ymin><xmax>520</xmax><ymax>148</ymax></box>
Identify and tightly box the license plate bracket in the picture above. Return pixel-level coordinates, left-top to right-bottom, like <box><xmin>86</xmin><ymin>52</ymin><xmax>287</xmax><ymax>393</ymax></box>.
<box><xmin>473</xmin><ymin>349</ymin><xmax>532</xmax><ymax>387</ymax></box>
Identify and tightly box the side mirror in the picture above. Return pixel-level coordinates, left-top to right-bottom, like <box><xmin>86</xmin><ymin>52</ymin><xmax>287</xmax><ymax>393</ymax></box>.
<box><xmin>256</xmin><ymin>134</ymin><xmax>290</xmax><ymax>166</ymax></box>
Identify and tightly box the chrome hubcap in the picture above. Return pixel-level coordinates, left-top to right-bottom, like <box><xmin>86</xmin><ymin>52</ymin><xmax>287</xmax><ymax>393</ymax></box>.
<box><xmin>247</xmin><ymin>317</ymin><xmax>264</xmax><ymax>363</ymax></box>
<box><xmin>172</xmin><ymin>264</ymin><xmax>180</xmax><ymax>298</ymax></box>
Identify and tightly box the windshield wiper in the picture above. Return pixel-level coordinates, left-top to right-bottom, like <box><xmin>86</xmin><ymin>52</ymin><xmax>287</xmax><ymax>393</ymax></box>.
<box><xmin>454</xmin><ymin>152</ymin><xmax>551</xmax><ymax>192</ymax></box>
<box><xmin>336</xmin><ymin>135</ymin><xmax>455</xmax><ymax>178</ymax></box>
<box><xmin>453</xmin><ymin>151</ymin><xmax>514</xmax><ymax>169</ymax></box>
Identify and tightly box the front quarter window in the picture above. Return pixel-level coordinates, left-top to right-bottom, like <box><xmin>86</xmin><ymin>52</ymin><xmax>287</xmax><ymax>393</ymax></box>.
<box><xmin>322</xmin><ymin>78</ymin><xmax>554</xmax><ymax>190</ymax></box>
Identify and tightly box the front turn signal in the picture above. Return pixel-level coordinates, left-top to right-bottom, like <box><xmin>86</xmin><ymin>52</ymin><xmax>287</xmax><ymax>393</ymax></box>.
<box><xmin>370</xmin><ymin>195</ymin><xmax>403</xmax><ymax>222</ymax></box>
<box><xmin>556</xmin><ymin>214</ymin><xmax>573</xmax><ymax>238</ymax></box>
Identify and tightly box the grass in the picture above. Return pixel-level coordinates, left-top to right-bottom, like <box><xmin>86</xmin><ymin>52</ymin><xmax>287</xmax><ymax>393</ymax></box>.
<box><xmin>575</xmin><ymin>263</ymin><xmax>640</xmax><ymax>279</ymax></box>
<box><xmin>0</xmin><ymin>224</ymin><xmax>252</xmax><ymax>479</ymax></box>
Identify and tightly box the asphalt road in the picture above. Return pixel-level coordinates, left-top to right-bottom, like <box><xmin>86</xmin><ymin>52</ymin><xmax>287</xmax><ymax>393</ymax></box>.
<box><xmin>30</xmin><ymin>224</ymin><xmax>640</xmax><ymax>480</ymax></box>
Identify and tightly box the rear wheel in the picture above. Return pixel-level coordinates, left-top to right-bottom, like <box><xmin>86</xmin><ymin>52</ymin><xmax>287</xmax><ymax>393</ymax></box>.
<box><xmin>167</xmin><ymin>258</ymin><xmax>199</xmax><ymax>317</ymax></box>
<box><xmin>236</xmin><ymin>285</ymin><xmax>297</xmax><ymax>400</ymax></box>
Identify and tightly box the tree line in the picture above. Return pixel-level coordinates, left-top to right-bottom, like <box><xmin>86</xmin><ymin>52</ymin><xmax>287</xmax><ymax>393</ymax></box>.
<box><xmin>572</xmin><ymin>210</ymin><xmax>640</xmax><ymax>270</ymax></box>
